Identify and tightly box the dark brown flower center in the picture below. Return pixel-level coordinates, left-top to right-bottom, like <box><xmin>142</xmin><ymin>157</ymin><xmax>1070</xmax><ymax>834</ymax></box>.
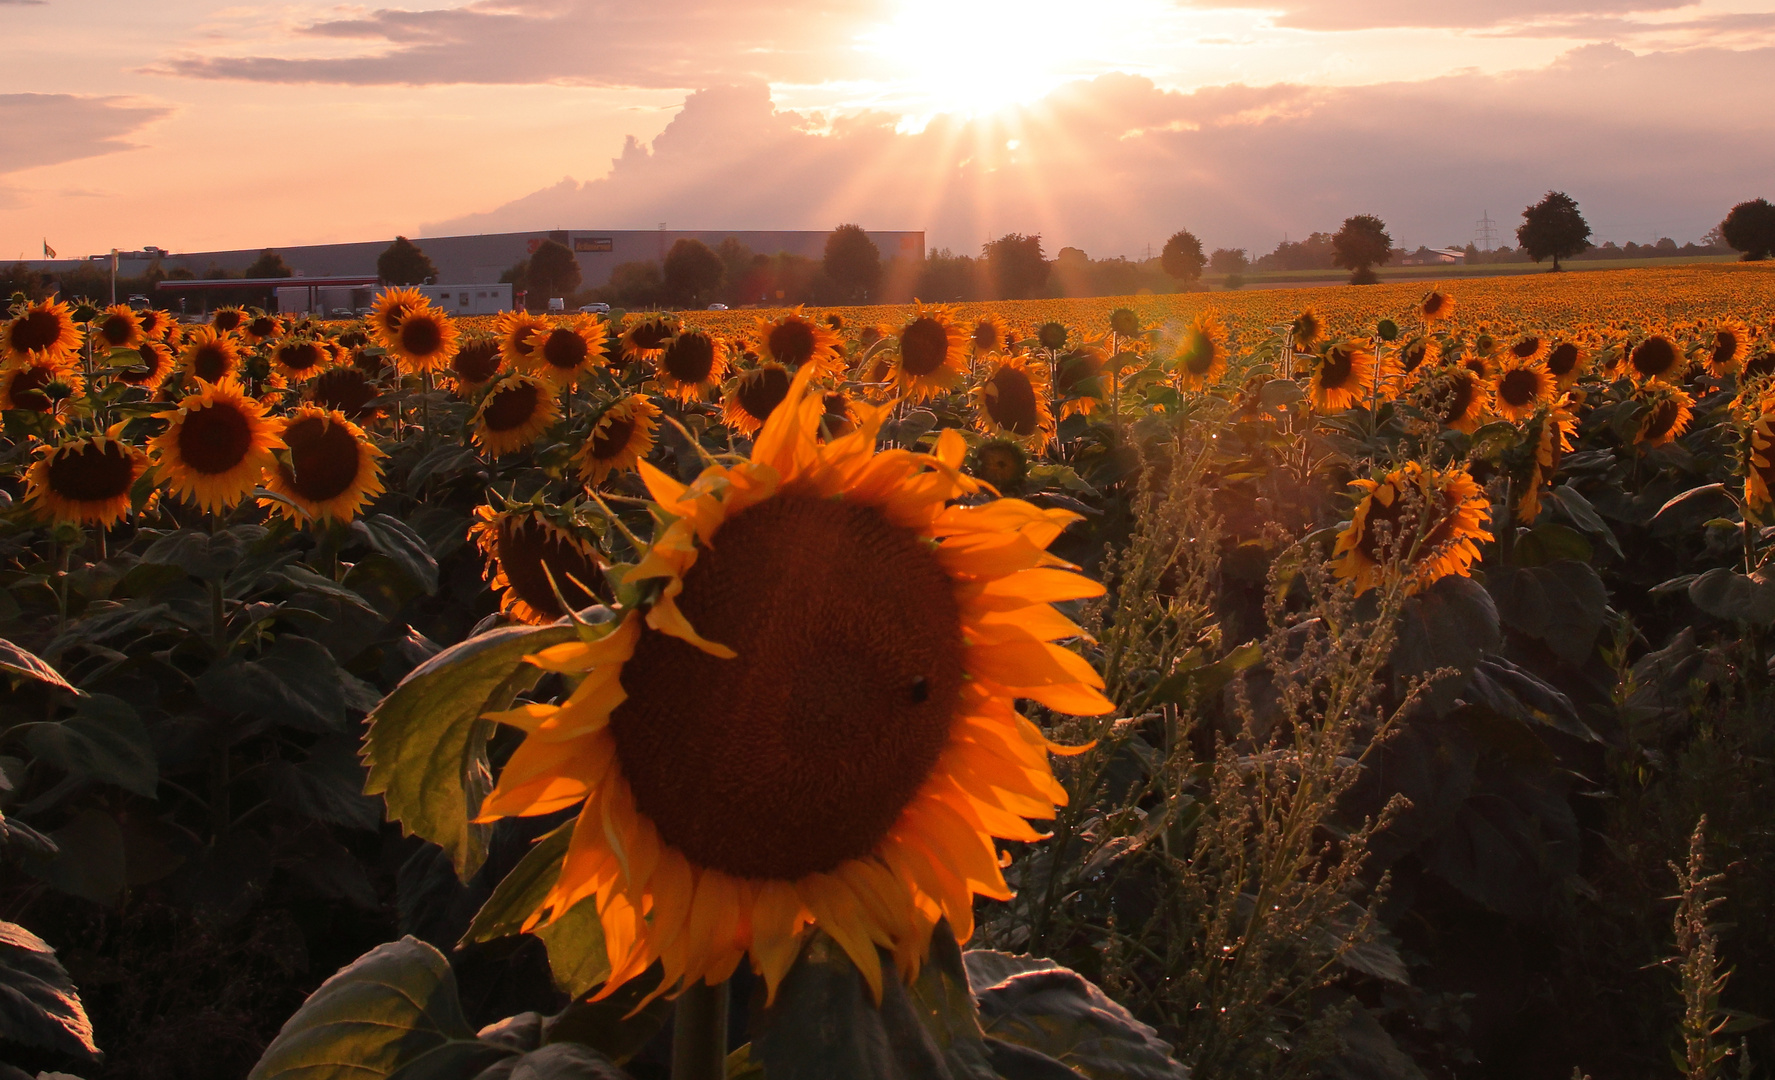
<box><xmin>213</xmin><ymin>310</ymin><xmax>244</xmax><ymax>333</ymax></box>
<box><xmin>628</xmin><ymin>320</ymin><xmax>672</xmax><ymax>353</ymax></box>
<box><xmin>1642</xmin><ymin>398</ymin><xmax>1684</xmax><ymax>441</ymax></box>
<box><xmin>541</xmin><ymin>328</ymin><xmax>589</xmax><ymax>370</ymax></box>
<box><xmin>820</xmin><ymin>393</ymin><xmax>855</xmax><ymax>439</ymax></box>
<box><xmin>496</xmin><ymin>514</ymin><xmax>606</xmax><ymax>619</ymax></box>
<box><xmin>453</xmin><ymin>338</ymin><xmax>502</xmax><ymax>384</ymax></box>
<box><xmin>973</xmin><ymin>320</ymin><xmax>1001</xmax><ymax>351</ymax></box>
<box><xmin>279</xmin><ymin>416</ymin><xmax>362</xmax><ymax>503</ymax></box>
<box><xmin>1356</xmin><ymin>480</ymin><xmax>1458</xmax><ymax>564</ymax></box>
<box><xmin>768</xmin><ymin>320</ymin><xmax>817</xmax><ymax>366</ymax></box>
<box><xmin>248</xmin><ymin>316</ymin><xmax>278</xmax><ymax>339</ymax></box>
<box><xmin>400</xmin><ymin>315</ymin><xmax>444</xmax><ymax>357</ymax></box>
<box><xmin>1056</xmin><ymin>351</ymin><xmax>1102</xmax><ymax>397</ymax></box>
<box><xmin>6</xmin><ymin>366</ymin><xmax>55</xmax><ymax>411</ymax></box>
<box><xmin>985</xmin><ymin>366</ymin><xmax>1041</xmax><ymax>435</ymax></box>
<box><xmin>177</xmin><ymin>400</ymin><xmax>253</xmax><ymax>474</ymax></box>
<box><xmin>1319</xmin><ymin>346</ymin><xmax>1356</xmax><ymax>390</ymax></box>
<box><xmin>900</xmin><ymin>317</ymin><xmax>951</xmax><ymax>376</ymax></box>
<box><xmin>190</xmin><ymin>341</ymin><xmax>235</xmax><ymax>382</ymax></box>
<box><xmin>1499</xmin><ymin>368</ymin><xmax>1541</xmax><ymax>408</ymax></box>
<box><xmin>1631</xmin><ymin>336</ymin><xmax>1679</xmax><ymax>380</ymax></box>
<box><xmin>1547</xmin><ymin>342</ymin><xmax>1580</xmax><ymax>378</ymax></box>
<box><xmin>1714</xmin><ymin>332</ymin><xmax>1741</xmax><ymax>368</ymax></box>
<box><xmin>97</xmin><ymin>314</ymin><xmax>134</xmax><ymax>346</ymax></box>
<box><xmin>1440</xmin><ymin>373</ymin><xmax>1477</xmax><ymax>425</ymax></box>
<box><xmin>1511</xmin><ymin>337</ymin><xmax>1541</xmax><ymax>359</ymax></box>
<box><xmin>735</xmin><ymin>365</ymin><xmax>790</xmax><ymax>422</ymax></box>
<box><xmin>48</xmin><ymin>441</ymin><xmax>135</xmax><ymax>502</ymax></box>
<box><xmin>1402</xmin><ymin>340</ymin><xmax>1431</xmax><ymax>373</ymax></box>
<box><xmin>278</xmin><ymin>342</ymin><xmax>324</xmax><ymax>374</ymax></box>
<box><xmin>589</xmin><ymin>412</ymin><xmax>637</xmax><ymax>460</ymax></box>
<box><xmin>313</xmin><ymin>368</ymin><xmax>375</xmax><ymax>417</ymax></box>
<box><xmin>12</xmin><ymin>309</ymin><xmax>66</xmax><ymax>352</ymax></box>
<box><xmin>1424</xmin><ymin>294</ymin><xmax>1446</xmax><ymax>316</ymax></box>
<box><xmin>482</xmin><ymin>381</ymin><xmax>541</xmax><ymax>432</ymax></box>
<box><xmin>120</xmin><ymin>342</ymin><xmax>171</xmax><ymax>386</ymax></box>
<box><xmin>610</xmin><ymin>494</ymin><xmax>964</xmax><ymax>878</ymax></box>
<box><xmin>663</xmin><ymin>332</ymin><xmax>717</xmax><ymax>384</ymax></box>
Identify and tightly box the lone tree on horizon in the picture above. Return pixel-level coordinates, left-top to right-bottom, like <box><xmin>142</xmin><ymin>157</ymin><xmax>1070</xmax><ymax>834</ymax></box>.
<box><xmin>527</xmin><ymin>239</ymin><xmax>582</xmax><ymax>304</ymax></box>
<box><xmin>1517</xmin><ymin>192</ymin><xmax>1592</xmax><ymax>272</ymax></box>
<box><xmin>982</xmin><ymin>233</ymin><xmax>1048</xmax><ymax>300</ymax></box>
<box><xmin>244</xmin><ymin>249</ymin><xmax>292</xmax><ymax>279</ymax></box>
<box><xmin>377</xmin><ymin>236</ymin><xmax>436</xmax><ymax>286</ymax></box>
<box><xmin>1161</xmin><ymin>229</ymin><xmax>1206</xmax><ymax>287</ymax></box>
<box><xmin>663</xmin><ymin>238</ymin><xmax>725</xmax><ymax>306</ymax></box>
<box><xmin>1722</xmin><ymin>198</ymin><xmax>1775</xmax><ymax>261</ymax></box>
<box><xmin>823</xmin><ymin>224</ymin><xmax>881</xmax><ymax>303</ymax></box>
<box><xmin>1332</xmin><ymin>215</ymin><xmax>1392</xmax><ymax>285</ymax></box>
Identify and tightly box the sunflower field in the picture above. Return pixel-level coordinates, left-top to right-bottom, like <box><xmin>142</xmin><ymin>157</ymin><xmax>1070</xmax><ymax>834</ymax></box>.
<box><xmin>4</xmin><ymin>263</ymin><xmax>1775</xmax><ymax>1080</ymax></box>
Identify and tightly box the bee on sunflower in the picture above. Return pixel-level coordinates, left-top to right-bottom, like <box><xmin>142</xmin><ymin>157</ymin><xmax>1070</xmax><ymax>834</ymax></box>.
<box><xmin>388</xmin><ymin>303</ymin><xmax>459</xmax><ymax>373</ymax></box>
<box><xmin>470</xmin><ymin>503</ymin><xmax>609</xmax><ymax>624</ymax></box>
<box><xmin>259</xmin><ymin>405</ymin><xmax>386</xmax><ymax>526</ymax></box>
<box><xmin>578</xmin><ymin>395</ymin><xmax>661</xmax><ymax>487</ymax></box>
<box><xmin>1</xmin><ymin>358</ymin><xmax>83</xmax><ymax>417</ymax></box>
<box><xmin>973</xmin><ymin>354</ymin><xmax>1055</xmax><ymax>448</ymax></box>
<box><xmin>446</xmin><ymin>336</ymin><xmax>506</xmax><ymax>396</ymax></box>
<box><xmin>722</xmin><ymin>363</ymin><xmax>793</xmax><ymax>437</ymax></box>
<box><xmin>3</xmin><ymin>299</ymin><xmax>83</xmax><ymax>364</ymax></box>
<box><xmin>522</xmin><ymin>315</ymin><xmax>608</xmax><ymax>388</ymax></box>
<box><xmin>654</xmin><ymin>330</ymin><xmax>729</xmax><ymax>403</ymax></box>
<box><xmin>179</xmin><ymin>325</ymin><xmax>242</xmax><ymax>384</ymax></box>
<box><xmin>1171</xmin><ymin>311</ymin><xmax>1227</xmax><ymax>393</ymax></box>
<box><xmin>1422</xmin><ymin>290</ymin><xmax>1455</xmax><ymax>325</ymax></box>
<box><xmin>1706</xmin><ymin>320</ymin><xmax>1750</xmax><ymax>380</ymax></box>
<box><xmin>1490</xmin><ymin>355</ymin><xmax>1556</xmax><ymax>422</ymax></box>
<box><xmin>91</xmin><ymin>305</ymin><xmax>146</xmax><ymax>352</ymax></box>
<box><xmin>757</xmin><ymin>309</ymin><xmax>843</xmax><ymax>377</ymax></box>
<box><xmin>472</xmin><ymin>373</ymin><xmax>561</xmax><ymax>457</ymax></box>
<box><xmin>117</xmin><ymin>339</ymin><xmax>176</xmax><ymax>391</ymax></box>
<box><xmin>460</xmin><ymin>363</ymin><xmax>1113</xmax><ymax>1006</ymax></box>
<box><xmin>891</xmin><ymin>303</ymin><xmax>968</xmax><ymax>401</ymax></box>
<box><xmin>369</xmin><ymin>288</ymin><xmax>428</xmax><ymax>347</ymax></box>
<box><xmin>1307</xmin><ymin>340</ymin><xmax>1378</xmax><ymax>412</ymax></box>
<box><xmin>1332</xmin><ymin>461</ymin><xmax>1492</xmax><ymax>596</ymax></box>
<box><xmin>270</xmin><ymin>339</ymin><xmax>333</xmax><ymax>382</ymax></box>
<box><xmin>148</xmin><ymin>378</ymin><xmax>285</xmax><ymax>512</ymax></box>
<box><xmin>1634</xmin><ymin>384</ymin><xmax>1694</xmax><ymax>447</ymax></box>
<box><xmin>23</xmin><ymin>430</ymin><xmax>149</xmax><ymax>527</ymax></box>
<box><xmin>1545</xmin><ymin>340</ymin><xmax>1588</xmax><ymax>389</ymax></box>
<box><xmin>1627</xmin><ymin>333</ymin><xmax>1684</xmax><ymax>384</ymax></box>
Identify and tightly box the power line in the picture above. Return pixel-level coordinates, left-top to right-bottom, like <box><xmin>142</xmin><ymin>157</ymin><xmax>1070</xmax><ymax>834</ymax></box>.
<box><xmin>1475</xmin><ymin>211</ymin><xmax>1499</xmax><ymax>252</ymax></box>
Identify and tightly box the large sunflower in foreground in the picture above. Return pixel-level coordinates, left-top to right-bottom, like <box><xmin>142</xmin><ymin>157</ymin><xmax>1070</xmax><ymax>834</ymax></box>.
<box><xmin>523</xmin><ymin>315</ymin><xmax>608</xmax><ymax>387</ymax></box>
<box><xmin>260</xmin><ymin>405</ymin><xmax>386</xmax><ymax>525</ymax></box>
<box><xmin>24</xmin><ymin>432</ymin><xmax>148</xmax><ymax>527</ymax></box>
<box><xmin>757</xmin><ymin>310</ymin><xmax>843</xmax><ymax>377</ymax></box>
<box><xmin>179</xmin><ymin>325</ymin><xmax>242</xmax><ymax>384</ymax></box>
<box><xmin>1490</xmin><ymin>356</ymin><xmax>1555</xmax><ymax>422</ymax></box>
<box><xmin>1333</xmin><ymin>461</ymin><xmax>1491</xmax><ymax>596</ymax></box>
<box><xmin>149</xmin><ymin>378</ymin><xmax>284</xmax><ymax>512</ymax></box>
<box><xmin>578</xmin><ymin>395</ymin><xmax>661</xmax><ymax>487</ymax></box>
<box><xmin>1308</xmin><ymin>340</ymin><xmax>1378</xmax><ymax>412</ymax></box>
<box><xmin>473</xmin><ymin>373</ymin><xmax>560</xmax><ymax>457</ymax></box>
<box><xmin>723</xmin><ymin>363</ymin><xmax>793</xmax><ymax>437</ymax></box>
<box><xmin>973</xmin><ymin>354</ymin><xmax>1054</xmax><ymax>448</ymax></box>
<box><xmin>1171</xmin><ymin>312</ymin><xmax>1227</xmax><ymax>393</ymax></box>
<box><xmin>891</xmin><ymin>303</ymin><xmax>968</xmax><ymax>401</ymax></box>
<box><xmin>1634</xmin><ymin>385</ymin><xmax>1693</xmax><ymax>447</ymax></box>
<box><xmin>654</xmin><ymin>330</ymin><xmax>729</xmax><ymax>403</ymax></box>
<box><xmin>1707</xmin><ymin>320</ymin><xmax>1749</xmax><ymax>379</ymax></box>
<box><xmin>3</xmin><ymin>299</ymin><xmax>82</xmax><ymax>364</ymax></box>
<box><xmin>470</xmin><ymin>505</ymin><xmax>609</xmax><ymax>624</ymax></box>
<box><xmin>470</xmin><ymin>364</ymin><xmax>1113</xmax><ymax>1005</ymax></box>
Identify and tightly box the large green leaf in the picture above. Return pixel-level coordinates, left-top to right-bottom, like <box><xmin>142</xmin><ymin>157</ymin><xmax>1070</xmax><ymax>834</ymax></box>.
<box><xmin>19</xmin><ymin>694</ymin><xmax>158</xmax><ymax>797</ymax></box>
<box><xmin>199</xmin><ymin>635</ymin><xmax>378</xmax><ymax>733</ymax></box>
<box><xmin>248</xmin><ymin>937</ymin><xmax>476</xmax><ymax>1080</ymax></box>
<box><xmin>542</xmin><ymin>973</ymin><xmax>674</xmax><ymax>1066</ymax></box>
<box><xmin>364</xmin><ymin>623</ymin><xmax>576</xmax><ymax>880</ymax></box>
<box><xmin>906</xmin><ymin>927</ymin><xmax>999</xmax><ymax>1080</ymax></box>
<box><xmin>0</xmin><ymin>919</ymin><xmax>99</xmax><ymax>1059</ymax></box>
<box><xmin>534</xmin><ymin>897</ymin><xmax>612</xmax><ymax>999</ymax></box>
<box><xmin>0</xmin><ymin>638</ymin><xmax>77</xmax><ymax>694</ymax></box>
<box><xmin>966</xmin><ymin>953</ymin><xmax>1187</xmax><ymax>1080</ymax></box>
<box><xmin>464</xmin><ymin>822</ymin><xmax>573</xmax><ymax>945</ymax></box>
<box><xmin>1489</xmin><ymin>560</ymin><xmax>1608</xmax><ymax>665</ymax></box>
<box><xmin>353</xmin><ymin>514</ymin><xmax>441</xmax><ymax>595</ymax></box>
<box><xmin>1391</xmin><ymin>575</ymin><xmax>1500</xmax><ymax>713</ymax></box>
<box><xmin>1688</xmin><ymin>567</ymin><xmax>1775</xmax><ymax>625</ymax></box>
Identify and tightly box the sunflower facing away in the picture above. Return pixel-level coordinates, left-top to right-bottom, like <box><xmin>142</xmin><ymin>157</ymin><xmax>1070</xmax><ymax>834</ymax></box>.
<box><xmin>149</xmin><ymin>378</ymin><xmax>284</xmax><ymax>512</ymax></box>
<box><xmin>1422</xmin><ymin>290</ymin><xmax>1455</xmax><ymax>324</ymax></box>
<box><xmin>655</xmin><ymin>330</ymin><xmax>729</xmax><ymax>403</ymax></box>
<box><xmin>1172</xmin><ymin>311</ymin><xmax>1227</xmax><ymax>393</ymax></box>
<box><xmin>1545</xmin><ymin>341</ymin><xmax>1587</xmax><ymax>389</ymax></box>
<box><xmin>723</xmin><ymin>363</ymin><xmax>793</xmax><ymax>437</ymax></box>
<box><xmin>468</xmin><ymin>363</ymin><xmax>1113</xmax><ymax>1006</ymax></box>
<box><xmin>523</xmin><ymin>315</ymin><xmax>609</xmax><ymax>387</ymax></box>
<box><xmin>473</xmin><ymin>373</ymin><xmax>561</xmax><ymax>457</ymax></box>
<box><xmin>757</xmin><ymin>310</ymin><xmax>843</xmax><ymax>377</ymax></box>
<box><xmin>1491</xmin><ymin>356</ymin><xmax>1556</xmax><ymax>422</ymax></box>
<box><xmin>447</xmin><ymin>337</ymin><xmax>506</xmax><ymax>395</ymax></box>
<box><xmin>1745</xmin><ymin>399</ymin><xmax>1775</xmax><ymax>521</ymax></box>
<box><xmin>471</xmin><ymin>505</ymin><xmax>609</xmax><ymax>624</ymax></box>
<box><xmin>370</xmin><ymin>288</ymin><xmax>428</xmax><ymax>347</ymax></box>
<box><xmin>179</xmin><ymin>325</ymin><xmax>242</xmax><ymax>384</ymax></box>
<box><xmin>1308</xmin><ymin>340</ymin><xmax>1378</xmax><ymax>412</ymax></box>
<box><xmin>1333</xmin><ymin>461</ymin><xmax>1492</xmax><ymax>596</ymax></box>
<box><xmin>892</xmin><ymin>303</ymin><xmax>968</xmax><ymax>402</ymax></box>
<box><xmin>579</xmin><ymin>395</ymin><xmax>661</xmax><ymax>487</ymax></box>
<box><xmin>92</xmin><ymin>305</ymin><xmax>146</xmax><ymax>352</ymax></box>
<box><xmin>1707</xmin><ymin>321</ymin><xmax>1749</xmax><ymax>379</ymax></box>
<box><xmin>3</xmin><ymin>299</ymin><xmax>82</xmax><ymax>364</ymax></box>
<box><xmin>24</xmin><ymin>431</ymin><xmax>148</xmax><ymax>527</ymax></box>
<box><xmin>389</xmin><ymin>305</ymin><xmax>460</xmax><ymax>372</ymax></box>
<box><xmin>1628</xmin><ymin>334</ymin><xmax>1684</xmax><ymax>384</ymax></box>
<box><xmin>973</xmin><ymin>354</ymin><xmax>1055</xmax><ymax>448</ymax></box>
<box><xmin>1634</xmin><ymin>385</ymin><xmax>1694</xmax><ymax>447</ymax></box>
<box><xmin>260</xmin><ymin>405</ymin><xmax>386</xmax><ymax>525</ymax></box>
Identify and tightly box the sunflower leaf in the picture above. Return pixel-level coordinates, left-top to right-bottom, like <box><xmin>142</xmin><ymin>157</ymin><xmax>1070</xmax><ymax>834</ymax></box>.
<box><xmin>0</xmin><ymin>918</ymin><xmax>99</xmax><ymax>1059</ymax></box>
<box><xmin>463</xmin><ymin>821</ymin><xmax>574</xmax><ymax>946</ymax></box>
<box><xmin>534</xmin><ymin>896</ymin><xmax>612</xmax><ymax>999</ymax></box>
<box><xmin>353</xmin><ymin>514</ymin><xmax>440</xmax><ymax>595</ymax></box>
<box><xmin>967</xmin><ymin>955</ymin><xmax>1187</xmax><ymax>1080</ymax></box>
<box><xmin>19</xmin><ymin>693</ymin><xmax>158</xmax><ymax>797</ymax></box>
<box><xmin>0</xmin><ymin>637</ymin><xmax>78</xmax><ymax>694</ymax></box>
<box><xmin>363</xmin><ymin>623</ymin><xmax>576</xmax><ymax>880</ymax></box>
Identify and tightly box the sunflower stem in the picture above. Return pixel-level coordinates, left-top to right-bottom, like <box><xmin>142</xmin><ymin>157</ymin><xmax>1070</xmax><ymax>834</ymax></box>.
<box><xmin>669</xmin><ymin>979</ymin><xmax>728</xmax><ymax>1080</ymax></box>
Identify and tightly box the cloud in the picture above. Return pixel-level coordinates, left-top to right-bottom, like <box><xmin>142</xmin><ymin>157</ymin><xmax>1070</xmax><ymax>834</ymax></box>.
<box><xmin>423</xmin><ymin>46</ymin><xmax>1775</xmax><ymax>254</ymax></box>
<box><xmin>0</xmin><ymin>94</ymin><xmax>169</xmax><ymax>176</ymax></box>
<box><xmin>149</xmin><ymin>0</ymin><xmax>885</xmax><ymax>88</ymax></box>
<box><xmin>1180</xmin><ymin>0</ymin><xmax>1686</xmax><ymax>30</ymax></box>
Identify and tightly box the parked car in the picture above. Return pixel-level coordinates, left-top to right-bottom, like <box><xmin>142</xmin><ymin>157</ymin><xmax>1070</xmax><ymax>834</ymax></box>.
<box><xmin>579</xmin><ymin>303</ymin><xmax>611</xmax><ymax>315</ymax></box>
<box><xmin>126</xmin><ymin>295</ymin><xmax>151</xmax><ymax>311</ymax></box>
<box><xmin>329</xmin><ymin>308</ymin><xmax>355</xmax><ymax>319</ymax></box>
<box><xmin>707</xmin><ymin>303</ymin><xmax>728</xmax><ymax>310</ymax></box>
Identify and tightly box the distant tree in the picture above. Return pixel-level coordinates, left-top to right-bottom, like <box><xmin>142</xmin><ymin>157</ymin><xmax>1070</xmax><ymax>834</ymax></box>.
<box><xmin>823</xmin><ymin>224</ymin><xmax>882</xmax><ymax>302</ymax></box>
<box><xmin>1254</xmin><ymin>232</ymin><xmax>1338</xmax><ymax>272</ymax></box>
<box><xmin>1517</xmin><ymin>192</ymin><xmax>1592</xmax><ymax>271</ymax></box>
<box><xmin>597</xmin><ymin>261</ymin><xmax>664</xmax><ymax>308</ymax></box>
<box><xmin>1721</xmin><ymin>199</ymin><xmax>1775</xmax><ymax>261</ymax></box>
<box><xmin>662</xmin><ymin>239</ymin><xmax>724</xmax><ymax>307</ymax></box>
<box><xmin>244</xmin><ymin>249</ymin><xmax>292</xmax><ymax>279</ymax></box>
<box><xmin>1331</xmin><ymin>215</ymin><xmax>1393</xmax><ymax>285</ymax></box>
<box><xmin>527</xmin><ymin>239</ymin><xmax>582</xmax><ymax>303</ymax></box>
<box><xmin>918</xmin><ymin>248</ymin><xmax>982</xmax><ymax>301</ymax></box>
<box><xmin>1160</xmin><ymin>230</ymin><xmax>1207</xmax><ymax>286</ymax></box>
<box><xmin>714</xmin><ymin>238</ymin><xmax>755</xmax><ymax>303</ymax></box>
<box><xmin>1208</xmin><ymin>247</ymin><xmax>1248</xmax><ymax>275</ymax></box>
<box><xmin>377</xmin><ymin>236</ymin><xmax>436</xmax><ymax>285</ymax></box>
<box><xmin>981</xmin><ymin>233</ymin><xmax>1048</xmax><ymax>300</ymax></box>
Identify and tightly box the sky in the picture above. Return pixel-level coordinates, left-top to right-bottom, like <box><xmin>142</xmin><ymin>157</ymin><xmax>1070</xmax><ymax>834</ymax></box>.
<box><xmin>2</xmin><ymin>0</ymin><xmax>1774</xmax><ymax>263</ymax></box>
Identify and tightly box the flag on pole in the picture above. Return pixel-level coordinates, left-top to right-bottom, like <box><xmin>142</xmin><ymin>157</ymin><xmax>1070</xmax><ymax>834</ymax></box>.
<box><xmin>42</xmin><ymin>240</ymin><xmax>56</xmax><ymax>258</ymax></box>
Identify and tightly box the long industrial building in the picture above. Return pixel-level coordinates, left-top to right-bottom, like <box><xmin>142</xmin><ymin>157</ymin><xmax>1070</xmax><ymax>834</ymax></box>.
<box><xmin>18</xmin><ymin>228</ymin><xmax>927</xmax><ymax>291</ymax></box>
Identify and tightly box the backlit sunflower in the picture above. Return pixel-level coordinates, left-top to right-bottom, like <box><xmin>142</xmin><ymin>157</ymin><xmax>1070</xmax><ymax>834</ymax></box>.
<box><xmin>1053</xmin><ymin>348</ymin><xmax>1105</xmax><ymax>418</ymax></box>
<box><xmin>495</xmin><ymin>310</ymin><xmax>554</xmax><ymax>369</ymax></box>
<box><xmin>310</xmin><ymin>366</ymin><xmax>381</xmax><ymax>420</ymax></box>
<box><xmin>723</xmin><ymin>363</ymin><xmax>793</xmax><ymax>437</ymax></box>
<box><xmin>447</xmin><ymin>336</ymin><xmax>505</xmax><ymax>395</ymax></box>
<box><xmin>260</xmin><ymin>405</ymin><xmax>386</xmax><ymax>525</ymax></box>
<box><xmin>210</xmin><ymin>307</ymin><xmax>248</xmax><ymax>335</ymax></box>
<box><xmin>1419</xmin><ymin>365</ymin><xmax>1490</xmax><ymax>434</ymax></box>
<box><xmin>1505</xmin><ymin>334</ymin><xmax>1549</xmax><ymax>366</ymax></box>
<box><xmin>892</xmin><ymin>303</ymin><xmax>968</xmax><ymax>402</ymax></box>
<box><xmin>149</xmin><ymin>378</ymin><xmax>284</xmax><ymax>512</ymax></box>
<box><xmin>117</xmin><ymin>339</ymin><xmax>176</xmax><ymax>390</ymax></box>
<box><xmin>579</xmin><ymin>395</ymin><xmax>660</xmax><ymax>487</ymax></box>
<box><xmin>3</xmin><ymin>299</ymin><xmax>82</xmax><ymax>364</ymax></box>
<box><xmin>179</xmin><ymin>325</ymin><xmax>242</xmax><ymax>384</ymax></box>
<box><xmin>757</xmin><ymin>309</ymin><xmax>843</xmax><ymax>377</ymax></box>
<box><xmin>655</xmin><ymin>330</ymin><xmax>728</xmax><ymax>402</ymax></box>
<box><xmin>91</xmin><ymin>305</ymin><xmax>145</xmax><ymax>351</ymax></box>
<box><xmin>523</xmin><ymin>315</ymin><xmax>609</xmax><ymax>387</ymax></box>
<box><xmin>1333</xmin><ymin>462</ymin><xmax>1491</xmax><ymax>596</ymax></box>
<box><xmin>467</xmin><ymin>364</ymin><xmax>1113</xmax><ymax>1006</ymax></box>
<box><xmin>1308</xmin><ymin>340</ymin><xmax>1378</xmax><ymax>412</ymax></box>
<box><xmin>1628</xmin><ymin>334</ymin><xmax>1683</xmax><ymax>384</ymax></box>
<box><xmin>973</xmin><ymin>354</ymin><xmax>1055</xmax><ymax>449</ymax></box>
<box><xmin>473</xmin><ymin>373</ymin><xmax>560</xmax><ymax>457</ymax></box>
<box><xmin>1172</xmin><ymin>311</ymin><xmax>1227</xmax><ymax>392</ymax></box>
<box><xmin>470</xmin><ymin>505</ymin><xmax>609</xmax><ymax>624</ymax></box>
<box><xmin>137</xmin><ymin>308</ymin><xmax>172</xmax><ymax>341</ymax></box>
<box><xmin>389</xmin><ymin>305</ymin><xmax>459</xmax><ymax>372</ymax></box>
<box><xmin>270</xmin><ymin>339</ymin><xmax>332</xmax><ymax>382</ymax></box>
<box><xmin>619</xmin><ymin>315</ymin><xmax>679</xmax><ymax>371</ymax></box>
<box><xmin>1634</xmin><ymin>385</ymin><xmax>1693</xmax><ymax>447</ymax></box>
<box><xmin>1398</xmin><ymin>336</ymin><xmax>1441</xmax><ymax>383</ymax></box>
<box><xmin>1707</xmin><ymin>321</ymin><xmax>1749</xmax><ymax>379</ymax></box>
<box><xmin>1517</xmin><ymin>398</ymin><xmax>1578</xmax><ymax>524</ymax></box>
<box><xmin>1745</xmin><ymin>401</ymin><xmax>1775</xmax><ymax>521</ymax></box>
<box><xmin>370</xmin><ymin>288</ymin><xmax>428</xmax><ymax>347</ymax></box>
<box><xmin>1422</xmin><ymin>290</ymin><xmax>1455</xmax><ymax>324</ymax></box>
<box><xmin>1</xmin><ymin>358</ymin><xmax>82</xmax><ymax>416</ymax></box>
<box><xmin>819</xmin><ymin>391</ymin><xmax>858</xmax><ymax>440</ymax></box>
<box><xmin>970</xmin><ymin>314</ymin><xmax>1012</xmax><ymax>358</ymax></box>
<box><xmin>1291</xmin><ymin>309</ymin><xmax>1325</xmax><ymax>354</ymax></box>
<box><xmin>242</xmin><ymin>313</ymin><xmax>284</xmax><ymax>346</ymax></box>
<box><xmin>1490</xmin><ymin>356</ymin><xmax>1555</xmax><ymax>422</ymax></box>
<box><xmin>24</xmin><ymin>432</ymin><xmax>148</xmax><ymax>527</ymax></box>
<box><xmin>1545</xmin><ymin>341</ymin><xmax>1587</xmax><ymax>389</ymax></box>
